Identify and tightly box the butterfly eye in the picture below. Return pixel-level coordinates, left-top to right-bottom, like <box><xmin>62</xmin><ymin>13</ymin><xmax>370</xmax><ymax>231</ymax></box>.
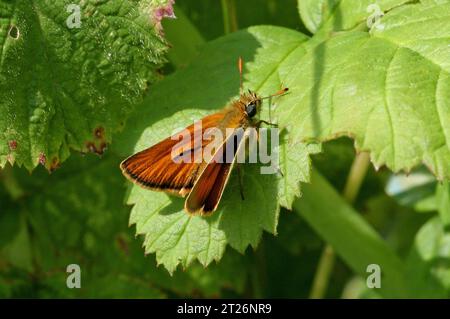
<box><xmin>245</xmin><ymin>102</ymin><xmax>257</xmax><ymax>118</ymax></box>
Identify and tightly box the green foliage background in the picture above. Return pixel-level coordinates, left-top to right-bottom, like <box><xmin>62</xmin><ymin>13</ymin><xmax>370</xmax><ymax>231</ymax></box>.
<box><xmin>1</xmin><ymin>0</ymin><xmax>450</xmax><ymax>298</ymax></box>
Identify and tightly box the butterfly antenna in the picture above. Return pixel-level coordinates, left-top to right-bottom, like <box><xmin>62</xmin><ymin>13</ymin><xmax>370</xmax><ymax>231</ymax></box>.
<box><xmin>261</xmin><ymin>87</ymin><xmax>289</xmax><ymax>100</ymax></box>
<box><xmin>238</xmin><ymin>57</ymin><xmax>243</xmax><ymax>94</ymax></box>
<box><xmin>262</xmin><ymin>87</ymin><xmax>289</xmax><ymax>123</ymax></box>
<box><xmin>268</xmin><ymin>96</ymin><xmax>273</xmax><ymax>123</ymax></box>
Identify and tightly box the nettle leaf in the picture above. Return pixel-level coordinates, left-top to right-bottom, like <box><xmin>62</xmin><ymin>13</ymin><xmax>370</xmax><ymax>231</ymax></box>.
<box><xmin>405</xmin><ymin>216</ymin><xmax>450</xmax><ymax>297</ymax></box>
<box><xmin>116</xmin><ymin>26</ymin><xmax>320</xmax><ymax>273</ymax></box>
<box><xmin>0</xmin><ymin>0</ymin><xmax>169</xmax><ymax>171</ymax></box>
<box><xmin>277</xmin><ymin>2</ymin><xmax>450</xmax><ymax>179</ymax></box>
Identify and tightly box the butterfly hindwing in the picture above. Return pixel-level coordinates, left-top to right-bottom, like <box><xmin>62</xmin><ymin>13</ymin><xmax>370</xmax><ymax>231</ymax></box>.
<box><xmin>185</xmin><ymin>128</ymin><xmax>247</xmax><ymax>215</ymax></box>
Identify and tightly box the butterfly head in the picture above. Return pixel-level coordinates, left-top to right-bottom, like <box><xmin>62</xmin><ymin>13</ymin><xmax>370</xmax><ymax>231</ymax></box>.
<box><xmin>236</xmin><ymin>58</ymin><xmax>288</xmax><ymax>119</ymax></box>
<box><xmin>240</xmin><ymin>90</ymin><xmax>262</xmax><ymax>118</ymax></box>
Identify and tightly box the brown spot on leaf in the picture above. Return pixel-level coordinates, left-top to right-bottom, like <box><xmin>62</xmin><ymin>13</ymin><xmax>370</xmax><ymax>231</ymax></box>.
<box><xmin>99</xmin><ymin>142</ymin><xmax>107</xmax><ymax>154</ymax></box>
<box><xmin>116</xmin><ymin>235</ymin><xmax>129</xmax><ymax>255</ymax></box>
<box><xmin>86</xmin><ymin>142</ymin><xmax>96</xmax><ymax>153</ymax></box>
<box><xmin>38</xmin><ymin>153</ymin><xmax>46</xmax><ymax>166</ymax></box>
<box><xmin>94</xmin><ymin>126</ymin><xmax>105</xmax><ymax>139</ymax></box>
<box><xmin>8</xmin><ymin>140</ymin><xmax>17</xmax><ymax>151</ymax></box>
<box><xmin>86</xmin><ymin>141</ymin><xmax>107</xmax><ymax>155</ymax></box>
<box><xmin>50</xmin><ymin>157</ymin><xmax>60</xmax><ymax>172</ymax></box>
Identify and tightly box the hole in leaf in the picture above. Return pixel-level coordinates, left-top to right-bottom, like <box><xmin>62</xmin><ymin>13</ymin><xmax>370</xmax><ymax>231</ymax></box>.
<box><xmin>85</xmin><ymin>141</ymin><xmax>107</xmax><ymax>155</ymax></box>
<box><xmin>8</xmin><ymin>25</ymin><xmax>20</xmax><ymax>39</ymax></box>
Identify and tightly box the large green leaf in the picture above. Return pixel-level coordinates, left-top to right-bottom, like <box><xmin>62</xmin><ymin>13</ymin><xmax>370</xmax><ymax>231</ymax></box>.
<box><xmin>277</xmin><ymin>2</ymin><xmax>450</xmax><ymax>179</ymax></box>
<box><xmin>0</xmin><ymin>155</ymin><xmax>166</xmax><ymax>297</ymax></box>
<box><xmin>295</xmin><ymin>169</ymin><xmax>408</xmax><ymax>298</ymax></box>
<box><xmin>0</xmin><ymin>0</ymin><xmax>168</xmax><ymax>171</ymax></box>
<box><xmin>115</xmin><ymin>26</ymin><xmax>320</xmax><ymax>273</ymax></box>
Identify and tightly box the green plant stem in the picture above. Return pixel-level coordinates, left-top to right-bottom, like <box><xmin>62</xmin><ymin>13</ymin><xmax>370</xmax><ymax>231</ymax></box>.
<box><xmin>309</xmin><ymin>245</ymin><xmax>335</xmax><ymax>299</ymax></box>
<box><xmin>342</xmin><ymin>152</ymin><xmax>371</xmax><ymax>202</ymax></box>
<box><xmin>221</xmin><ymin>0</ymin><xmax>238</xmax><ymax>34</ymax></box>
<box><xmin>220</xmin><ymin>0</ymin><xmax>230</xmax><ymax>34</ymax></box>
<box><xmin>309</xmin><ymin>152</ymin><xmax>371</xmax><ymax>299</ymax></box>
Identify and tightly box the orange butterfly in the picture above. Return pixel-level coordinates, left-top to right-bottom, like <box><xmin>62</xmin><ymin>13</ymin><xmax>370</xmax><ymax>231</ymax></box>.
<box><xmin>120</xmin><ymin>58</ymin><xmax>288</xmax><ymax>215</ymax></box>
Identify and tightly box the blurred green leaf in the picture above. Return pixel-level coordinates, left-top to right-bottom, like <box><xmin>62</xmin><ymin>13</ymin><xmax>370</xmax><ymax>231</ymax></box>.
<box><xmin>436</xmin><ymin>182</ymin><xmax>450</xmax><ymax>228</ymax></box>
<box><xmin>0</xmin><ymin>196</ymin><xmax>21</xmax><ymax>248</ymax></box>
<box><xmin>163</xmin><ymin>5</ymin><xmax>205</xmax><ymax>68</ymax></box>
<box><xmin>0</xmin><ymin>215</ymin><xmax>32</xmax><ymax>272</ymax></box>
<box><xmin>405</xmin><ymin>217</ymin><xmax>450</xmax><ymax>297</ymax></box>
<box><xmin>364</xmin><ymin>193</ymin><xmax>430</xmax><ymax>259</ymax></box>
<box><xmin>295</xmin><ymin>169</ymin><xmax>408</xmax><ymax>298</ymax></box>
<box><xmin>414</xmin><ymin>195</ymin><xmax>438</xmax><ymax>212</ymax></box>
<box><xmin>0</xmin><ymin>153</ymin><xmax>248</xmax><ymax>297</ymax></box>
<box><xmin>391</xmin><ymin>181</ymin><xmax>437</xmax><ymax>210</ymax></box>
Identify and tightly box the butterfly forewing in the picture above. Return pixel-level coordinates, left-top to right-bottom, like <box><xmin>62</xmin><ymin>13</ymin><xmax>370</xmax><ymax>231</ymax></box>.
<box><xmin>120</xmin><ymin>112</ymin><xmax>226</xmax><ymax>197</ymax></box>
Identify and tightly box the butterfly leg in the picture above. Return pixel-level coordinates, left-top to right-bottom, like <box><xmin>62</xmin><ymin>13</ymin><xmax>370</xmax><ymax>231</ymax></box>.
<box><xmin>255</xmin><ymin>120</ymin><xmax>278</xmax><ymax>127</ymax></box>
<box><xmin>277</xmin><ymin>167</ymin><xmax>284</xmax><ymax>177</ymax></box>
<box><xmin>236</xmin><ymin>163</ymin><xmax>245</xmax><ymax>200</ymax></box>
